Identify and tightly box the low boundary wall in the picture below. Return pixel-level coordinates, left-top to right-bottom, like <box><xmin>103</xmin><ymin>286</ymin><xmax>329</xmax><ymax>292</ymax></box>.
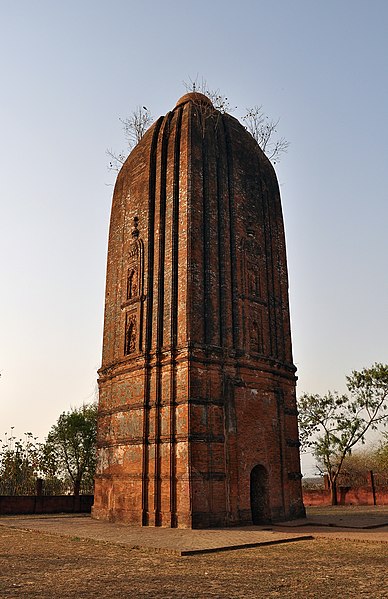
<box><xmin>303</xmin><ymin>488</ymin><xmax>388</xmax><ymax>506</ymax></box>
<box><xmin>0</xmin><ymin>495</ymin><xmax>93</xmax><ymax>515</ymax></box>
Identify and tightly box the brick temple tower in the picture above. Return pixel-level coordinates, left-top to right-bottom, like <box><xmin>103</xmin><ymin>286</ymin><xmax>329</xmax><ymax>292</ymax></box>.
<box><xmin>92</xmin><ymin>92</ymin><xmax>305</xmax><ymax>528</ymax></box>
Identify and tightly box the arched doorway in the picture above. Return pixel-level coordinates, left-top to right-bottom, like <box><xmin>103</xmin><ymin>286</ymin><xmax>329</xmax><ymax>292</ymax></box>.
<box><xmin>250</xmin><ymin>465</ymin><xmax>270</xmax><ymax>524</ymax></box>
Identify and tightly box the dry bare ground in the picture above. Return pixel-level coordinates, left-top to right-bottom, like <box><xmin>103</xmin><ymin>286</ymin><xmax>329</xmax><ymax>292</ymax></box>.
<box><xmin>0</xmin><ymin>527</ymin><xmax>387</xmax><ymax>598</ymax></box>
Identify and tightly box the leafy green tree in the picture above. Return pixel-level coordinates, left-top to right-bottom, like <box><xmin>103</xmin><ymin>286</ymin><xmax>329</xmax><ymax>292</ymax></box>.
<box><xmin>42</xmin><ymin>403</ymin><xmax>97</xmax><ymax>496</ymax></box>
<box><xmin>298</xmin><ymin>363</ymin><xmax>388</xmax><ymax>504</ymax></box>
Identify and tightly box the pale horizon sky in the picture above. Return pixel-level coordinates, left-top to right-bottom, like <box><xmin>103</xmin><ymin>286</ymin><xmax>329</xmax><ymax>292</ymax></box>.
<box><xmin>1</xmin><ymin>1</ymin><xmax>387</xmax><ymax>476</ymax></box>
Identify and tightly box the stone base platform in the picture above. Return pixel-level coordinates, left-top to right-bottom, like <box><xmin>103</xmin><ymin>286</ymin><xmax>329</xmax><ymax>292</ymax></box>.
<box><xmin>0</xmin><ymin>514</ymin><xmax>312</xmax><ymax>556</ymax></box>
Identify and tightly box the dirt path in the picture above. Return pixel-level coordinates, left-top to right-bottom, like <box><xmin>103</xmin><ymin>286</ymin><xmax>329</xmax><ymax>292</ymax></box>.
<box><xmin>1</xmin><ymin>527</ymin><xmax>388</xmax><ymax>598</ymax></box>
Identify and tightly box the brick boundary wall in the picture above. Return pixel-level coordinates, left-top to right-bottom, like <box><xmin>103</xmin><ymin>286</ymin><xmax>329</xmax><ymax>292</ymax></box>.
<box><xmin>4</xmin><ymin>491</ymin><xmax>388</xmax><ymax>512</ymax></box>
<box><xmin>0</xmin><ymin>495</ymin><xmax>93</xmax><ymax>515</ymax></box>
<box><xmin>303</xmin><ymin>488</ymin><xmax>388</xmax><ymax>506</ymax></box>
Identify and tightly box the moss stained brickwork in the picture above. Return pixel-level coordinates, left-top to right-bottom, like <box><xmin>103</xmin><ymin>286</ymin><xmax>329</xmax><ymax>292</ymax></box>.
<box><xmin>92</xmin><ymin>93</ymin><xmax>305</xmax><ymax>528</ymax></box>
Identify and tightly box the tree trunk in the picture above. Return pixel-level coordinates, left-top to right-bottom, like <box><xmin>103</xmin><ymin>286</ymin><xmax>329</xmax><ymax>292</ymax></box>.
<box><xmin>73</xmin><ymin>478</ymin><xmax>81</xmax><ymax>496</ymax></box>
<box><xmin>330</xmin><ymin>480</ymin><xmax>338</xmax><ymax>505</ymax></box>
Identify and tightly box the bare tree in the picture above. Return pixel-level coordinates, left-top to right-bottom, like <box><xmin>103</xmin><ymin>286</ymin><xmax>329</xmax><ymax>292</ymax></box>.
<box><xmin>184</xmin><ymin>77</ymin><xmax>236</xmax><ymax>114</ymax></box>
<box><xmin>107</xmin><ymin>83</ymin><xmax>289</xmax><ymax>171</ymax></box>
<box><xmin>107</xmin><ymin>106</ymin><xmax>153</xmax><ymax>171</ymax></box>
<box><xmin>242</xmin><ymin>106</ymin><xmax>289</xmax><ymax>164</ymax></box>
<box><xmin>184</xmin><ymin>78</ymin><xmax>288</xmax><ymax>163</ymax></box>
<box><xmin>121</xmin><ymin>106</ymin><xmax>153</xmax><ymax>147</ymax></box>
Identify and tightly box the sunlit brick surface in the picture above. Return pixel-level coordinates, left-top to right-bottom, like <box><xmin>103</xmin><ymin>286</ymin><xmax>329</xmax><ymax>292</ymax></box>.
<box><xmin>92</xmin><ymin>93</ymin><xmax>305</xmax><ymax>528</ymax></box>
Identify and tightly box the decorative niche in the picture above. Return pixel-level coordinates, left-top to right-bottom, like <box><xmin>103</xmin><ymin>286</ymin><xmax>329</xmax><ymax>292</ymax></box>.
<box><xmin>122</xmin><ymin>216</ymin><xmax>144</xmax><ymax>355</ymax></box>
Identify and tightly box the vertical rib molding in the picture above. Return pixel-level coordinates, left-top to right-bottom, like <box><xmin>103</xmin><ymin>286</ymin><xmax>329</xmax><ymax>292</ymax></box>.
<box><xmin>222</xmin><ymin>116</ymin><xmax>238</xmax><ymax>349</ymax></box>
<box><xmin>202</xmin><ymin>126</ymin><xmax>210</xmax><ymax>346</ymax></box>
<box><xmin>215</xmin><ymin>122</ymin><xmax>233</xmax><ymax>349</ymax></box>
<box><xmin>258</xmin><ymin>160</ymin><xmax>275</xmax><ymax>358</ymax></box>
<box><xmin>274</xmin><ymin>196</ymin><xmax>288</xmax><ymax>362</ymax></box>
<box><xmin>215</xmin><ymin>131</ymin><xmax>224</xmax><ymax>347</ymax></box>
<box><xmin>142</xmin><ymin>116</ymin><xmax>163</xmax><ymax>526</ymax></box>
<box><xmin>171</xmin><ymin>107</ymin><xmax>183</xmax><ymax>347</ymax></box>
<box><xmin>266</xmin><ymin>188</ymin><xmax>279</xmax><ymax>358</ymax></box>
<box><xmin>276</xmin><ymin>390</ymin><xmax>286</xmax><ymax>513</ymax></box>
<box><xmin>170</xmin><ymin>106</ymin><xmax>183</xmax><ymax>526</ymax></box>
<box><xmin>154</xmin><ymin>111</ymin><xmax>173</xmax><ymax>524</ymax></box>
<box><xmin>145</xmin><ymin>117</ymin><xmax>164</xmax><ymax>353</ymax></box>
<box><xmin>156</xmin><ymin>112</ymin><xmax>172</xmax><ymax>350</ymax></box>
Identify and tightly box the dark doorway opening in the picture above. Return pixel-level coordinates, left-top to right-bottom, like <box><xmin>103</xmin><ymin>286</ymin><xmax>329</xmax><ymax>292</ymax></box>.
<box><xmin>250</xmin><ymin>464</ymin><xmax>271</xmax><ymax>524</ymax></box>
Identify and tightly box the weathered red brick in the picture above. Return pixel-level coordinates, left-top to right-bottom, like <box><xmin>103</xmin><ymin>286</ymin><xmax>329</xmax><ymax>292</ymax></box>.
<box><xmin>92</xmin><ymin>92</ymin><xmax>305</xmax><ymax>528</ymax></box>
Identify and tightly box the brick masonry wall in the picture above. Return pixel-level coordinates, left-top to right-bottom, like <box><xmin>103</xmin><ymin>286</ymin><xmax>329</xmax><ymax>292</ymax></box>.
<box><xmin>0</xmin><ymin>495</ymin><xmax>93</xmax><ymax>515</ymax></box>
<box><xmin>93</xmin><ymin>93</ymin><xmax>305</xmax><ymax>528</ymax></box>
<box><xmin>303</xmin><ymin>488</ymin><xmax>388</xmax><ymax>506</ymax></box>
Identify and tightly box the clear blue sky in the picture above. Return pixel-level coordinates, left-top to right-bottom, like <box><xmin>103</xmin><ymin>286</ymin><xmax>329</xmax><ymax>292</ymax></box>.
<box><xmin>1</xmin><ymin>1</ymin><xmax>387</xmax><ymax>475</ymax></box>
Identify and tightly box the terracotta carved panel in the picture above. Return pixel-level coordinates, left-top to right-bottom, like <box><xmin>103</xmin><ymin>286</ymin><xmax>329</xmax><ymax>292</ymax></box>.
<box><xmin>124</xmin><ymin>312</ymin><xmax>137</xmax><ymax>355</ymax></box>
